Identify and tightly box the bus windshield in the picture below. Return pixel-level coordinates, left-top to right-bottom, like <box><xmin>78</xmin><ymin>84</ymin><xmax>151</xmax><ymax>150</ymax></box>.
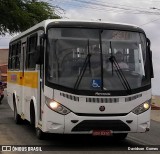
<box><xmin>46</xmin><ymin>28</ymin><xmax>150</xmax><ymax>91</ymax></box>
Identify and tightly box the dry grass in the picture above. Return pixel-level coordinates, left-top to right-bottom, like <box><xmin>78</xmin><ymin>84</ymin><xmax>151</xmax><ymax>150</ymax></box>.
<box><xmin>152</xmin><ymin>95</ymin><xmax>160</xmax><ymax>107</ymax></box>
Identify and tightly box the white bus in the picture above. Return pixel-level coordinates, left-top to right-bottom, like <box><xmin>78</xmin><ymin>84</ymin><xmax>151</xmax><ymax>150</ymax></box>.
<box><xmin>7</xmin><ymin>19</ymin><xmax>154</xmax><ymax>140</ymax></box>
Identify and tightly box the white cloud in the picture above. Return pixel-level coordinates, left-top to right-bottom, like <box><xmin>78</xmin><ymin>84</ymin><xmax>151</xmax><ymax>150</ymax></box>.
<box><xmin>1</xmin><ymin>0</ymin><xmax>160</xmax><ymax>95</ymax></box>
<box><xmin>0</xmin><ymin>37</ymin><xmax>11</xmax><ymax>48</ymax></box>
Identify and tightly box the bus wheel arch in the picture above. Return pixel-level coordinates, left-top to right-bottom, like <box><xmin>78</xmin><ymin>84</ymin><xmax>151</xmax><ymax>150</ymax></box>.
<box><xmin>13</xmin><ymin>92</ymin><xmax>17</xmax><ymax>109</ymax></box>
<box><xmin>30</xmin><ymin>99</ymin><xmax>45</xmax><ymax>140</ymax></box>
<box><xmin>30</xmin><ymin>100</ymin><xmax>36</xmax><ymax>127</ymax></box>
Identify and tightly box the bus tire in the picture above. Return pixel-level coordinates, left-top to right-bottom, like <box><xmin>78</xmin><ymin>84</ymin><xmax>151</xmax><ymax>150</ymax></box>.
<box><xmin>36</xmin><ymin>128</ymin><xmax>45</xmax><ymax>140</ymax></box>
<box><xmin>13</xmin><ymin>98</ymin><xmax>22</xmax><ymax>124</ymax></box>
<box><xmin>113</xmin><ymin>133</ymin><xmax>128</xmax><ymax>140</ymax></box>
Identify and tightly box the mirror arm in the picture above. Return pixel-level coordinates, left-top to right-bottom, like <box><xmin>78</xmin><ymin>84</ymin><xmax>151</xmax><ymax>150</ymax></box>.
<box><xmin>147</xmin><ymin>38</ymin><xmax>154</xmax><ymax>78</ymax></box>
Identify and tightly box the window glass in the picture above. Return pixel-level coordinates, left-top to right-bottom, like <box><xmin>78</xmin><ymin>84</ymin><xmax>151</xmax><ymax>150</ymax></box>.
<box><xmin>15</xmin><ymin>42</ymin><xmax>21</xmax><ymax>69</ymax></box>
<box><xmin>47</xmin><ymin>28</ymin><xmax>100</xmax><ymax>90</ymax></box>
<box><xmin>47</xmin><ymin>28</ymin><xmax>150</xmax><ymax>91</ymax></box>
<box><xmin>8</xmin><ymin>45</ymin><xmax>12</xmax><ymax>69</ymax></box>
<box><xmin>26</xmin><ymin>34</ymin><xmax>37</xmax><ymax>69</ymax></box>
<box><xmin>102</xmin><ymin>31</ymin><xmax>148</xmax><ymax>90</ymax></box>
<box><xmin>11</xmin><ymin>44</ymin><xmax>17</xmax><ymax>69</ymax></box>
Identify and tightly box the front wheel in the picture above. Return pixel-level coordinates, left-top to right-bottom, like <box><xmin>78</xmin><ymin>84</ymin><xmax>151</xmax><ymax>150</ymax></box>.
<box><xmin>13</xmin><ymin>104</ymin><xmax>22</xmax><ymax>124</ymax></box>
<box><xmin>113</xmin><ymin>133</ymin><xmax>128</xmax><ymax>140</ymax></box>
<box><xmin>36</xmin><ymin>128</ymin><xmax>45</xmax><ymax>140</ymax></box>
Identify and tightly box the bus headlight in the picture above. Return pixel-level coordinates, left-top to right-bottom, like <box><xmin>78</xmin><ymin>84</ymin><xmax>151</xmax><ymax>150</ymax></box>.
<box><xmin>132</xmin><ymin>101</ymin><xmax>151</xmax><ymax>115</ymax></box>
<box><xmin>45</xmin><ymin>98</ymin><xmax>71</xmax><ymax>115</ymax></box>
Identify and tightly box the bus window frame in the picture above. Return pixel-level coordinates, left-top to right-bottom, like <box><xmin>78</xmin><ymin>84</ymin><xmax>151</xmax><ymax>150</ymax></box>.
<box><xmin>14</xmin><ymin>41</ymin><xmax>21</xmax><ymax>70</ymax></box>
<box><xmin>26</xmin><ymin>33</ymin><xmax>38</xmax><ymax>70</ymax></box>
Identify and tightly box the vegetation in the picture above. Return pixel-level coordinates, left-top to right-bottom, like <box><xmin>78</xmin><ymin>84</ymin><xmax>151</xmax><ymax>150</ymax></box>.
<box><xmin>0</xmin><ymin>0</ymin><xmax>60</xmax><ymax>35</ymax></box>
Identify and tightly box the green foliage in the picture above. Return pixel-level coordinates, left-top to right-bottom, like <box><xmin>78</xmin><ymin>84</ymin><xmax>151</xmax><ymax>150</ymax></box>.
<box><xmin>0</xmin><ymin>0</ymin><xmax>60</xmax><ymax>34</ymax></box>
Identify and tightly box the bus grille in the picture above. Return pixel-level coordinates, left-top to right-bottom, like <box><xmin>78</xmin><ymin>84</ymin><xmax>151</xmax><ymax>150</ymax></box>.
<box><xmin>86</xmin><ymin>98</ymin><xmax>119</xmax><ymax>103</ymax></box>
<box><xmin>125</xmin><ymin>94</ymin><xmax>142</xmax><ymax>102</ymax></box>
<box><xmin>72</xmin><ymin>120</ymin><xmax>130</xmax><ymax>132</ymax></box>
<box><xmin>60</xmin><ymin>93</ymin><xmax>79</xmax><ymax>101</ymax></box>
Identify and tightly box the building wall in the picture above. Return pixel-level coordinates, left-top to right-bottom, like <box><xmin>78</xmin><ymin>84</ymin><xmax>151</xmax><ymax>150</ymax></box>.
<box><xmin>0</xmin><ymin>49</ymin><xmax>8</xmax><ymax>64</ymax></box>
<box><xmin>0</xmin><ymin>49</ymin><xmax>8</xmax><ymax>82</ymax></box>
<box><xmin>0</xmin><ymin>64</ymin><xmax>7</xmax><ymax>82</ymax></box>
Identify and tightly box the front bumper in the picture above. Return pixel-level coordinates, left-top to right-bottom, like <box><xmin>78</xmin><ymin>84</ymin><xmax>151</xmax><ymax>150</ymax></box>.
<box><xmin>42</xmin><ymin>104</ymin><xmax>150</xmax><ymax>134</ymax></box>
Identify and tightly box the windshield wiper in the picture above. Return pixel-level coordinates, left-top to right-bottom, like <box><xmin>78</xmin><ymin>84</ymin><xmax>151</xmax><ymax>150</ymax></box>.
<box><xmin>74</xmin><ymin>53</ymin><xmax>91</xmax><ymax>90</ymax></box>
<box><xmin>109</xmin><ymin>55</ymin><xmax>132</xmax><ymax>94</ymax></box>
<box><xmin>74</xmin><ymin>40</ymin><xmax>91</xmax><ymax>90</ymax></box>
<box><xmin>109</xmin><ymin>42</ymin><xmax>132</xmax><ymax>94</ymax></box>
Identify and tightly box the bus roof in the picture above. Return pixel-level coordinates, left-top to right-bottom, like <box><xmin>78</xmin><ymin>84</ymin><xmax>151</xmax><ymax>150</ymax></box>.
<box><xmin>10</xmin><ymin>19</ymin><xmax>145</xmax><ymax>43</ymax></box>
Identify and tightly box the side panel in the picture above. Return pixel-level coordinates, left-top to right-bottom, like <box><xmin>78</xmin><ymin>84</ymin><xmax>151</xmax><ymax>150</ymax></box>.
<box><xmin>137</xmin><ymin>108</ymin><xmax>150</xmax><ymax>132</ymax></box>
<box><xmin>7</xmin><ymin>71</ymin><xmax>22</xmax><ymax>115</ymax></box>
<box><xmin>22</xmin><ymin>71</ymin><xmax>39</xmax><ymax>121</ymax></box>
<box><xmin>7</xmin><ymin>29</ymin><xmax>44</xmax><ymax>123</ymax></box>
<box><xmin>7</xmin><ymin>71</ymin><xmax>38</xmax><ymax>121</ymax></box>
<box><xmin>42</xmin><ymin>104</ymin><xmax>65</xmax><ymax>133</ymax></box>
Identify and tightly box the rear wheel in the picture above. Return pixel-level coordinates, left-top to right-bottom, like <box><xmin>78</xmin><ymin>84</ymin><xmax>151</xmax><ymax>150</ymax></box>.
<box><xmin>0</xmin><ymin>94</ymin><xmax>4</xmax><ymax>104</ymax></box>
<box><xmin>113</xmin><ymin>133</ymin><xmax>128</xmax><ymax>140</ymax></box>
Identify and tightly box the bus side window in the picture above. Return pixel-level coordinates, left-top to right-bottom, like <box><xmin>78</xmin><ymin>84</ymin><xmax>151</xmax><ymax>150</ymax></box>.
<box><xmin>15</xmin><ymin>41</ymin><xmax>21</xmax><ymax>70</ymax></box>
<box><xmin>11</xmin><ymin>44</ymin><xmax>17</xmax><ymax>69</ymax></box>
<box><xmin>8</xmin><ymin>45</ymin><xmax>12</xmax><ymax>69</ymax></box>
<box><xmin>26</xmin><ymin>34</ymin><xmax>37</xmax><ymax>69</ymax></box>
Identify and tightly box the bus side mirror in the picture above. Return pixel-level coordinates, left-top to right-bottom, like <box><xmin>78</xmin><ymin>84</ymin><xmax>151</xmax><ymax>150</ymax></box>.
<box><xmin>149</xmin><ymin>50</ymin><xmax>154</xmax><ymax>78</ymax></box>
<box><xmin>36</xmin><ymin>45</ymin><xmax>44</xmax><ymax>65</ymax></box>
<box><xmin>147</xmin><ymin>38</ymin><xmax>154</xmax><ymax>78</ymax></box>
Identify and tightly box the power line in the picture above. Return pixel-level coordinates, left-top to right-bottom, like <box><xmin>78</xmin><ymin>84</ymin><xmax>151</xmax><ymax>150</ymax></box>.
<box><xmin>71</xmin><ymin>0</ymin><xmax>160</xmax><ymax>15</ymax></box>
<box><xmin>44</xmin><ymin>0</ymin><xmax>127</xmax><ymax>18</ymax></box>
<box><xmin>92</xmin><ymin>0</ymin><xmax>152</xmax><ymax>10</ymax></box>
<box><xmin>140</xmin><ymin>17</ymin><xmax>160</xmax><ymax>26</ymax></box>
<box><xmin>44</xmin><ymin>0</ymin><xmax>160</xmax><ymax>18</ymax></box>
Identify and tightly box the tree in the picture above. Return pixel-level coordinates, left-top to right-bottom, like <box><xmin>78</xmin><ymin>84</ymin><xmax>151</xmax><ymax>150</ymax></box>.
<box><xmin>0</xmin><ymin>0</ymin><xmax>60</xmax><ymax>35</ymax></box>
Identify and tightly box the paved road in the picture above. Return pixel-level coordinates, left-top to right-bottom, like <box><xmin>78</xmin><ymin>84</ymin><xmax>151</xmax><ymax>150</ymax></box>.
<box><xmin>0</xmin><ymin>96</ymin><xmax>160</xmax><ymax>154</ymax></box>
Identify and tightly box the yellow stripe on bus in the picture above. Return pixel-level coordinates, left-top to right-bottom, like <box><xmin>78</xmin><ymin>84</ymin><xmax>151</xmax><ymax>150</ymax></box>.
<box><xmin>7</xmin><ymin>71</ymin><xmax>38</xmax><ymax>88</ymax></box>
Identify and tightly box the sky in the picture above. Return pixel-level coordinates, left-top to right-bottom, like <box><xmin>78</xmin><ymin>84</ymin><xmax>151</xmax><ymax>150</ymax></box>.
<box><xmin>1</xmin><ymin>0</ymin><xmax>160</xmax><ymax>95</ymax></box>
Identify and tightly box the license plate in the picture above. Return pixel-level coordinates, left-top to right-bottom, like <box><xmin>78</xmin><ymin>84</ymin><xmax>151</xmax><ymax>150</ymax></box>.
<box><xmin>92</xmin><ymin>130</ymin><xmax>112</xmax><ymax>136</ymax></box>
